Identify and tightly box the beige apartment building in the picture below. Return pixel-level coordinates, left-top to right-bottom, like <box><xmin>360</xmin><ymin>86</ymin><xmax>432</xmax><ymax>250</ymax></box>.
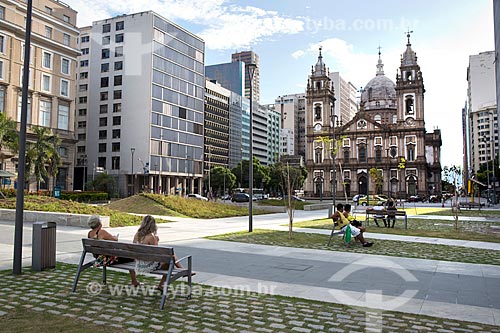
<box><xmin>0</xmin><ymin>0</ymin><xmax>79</xmax><ymax>191</ymax></box>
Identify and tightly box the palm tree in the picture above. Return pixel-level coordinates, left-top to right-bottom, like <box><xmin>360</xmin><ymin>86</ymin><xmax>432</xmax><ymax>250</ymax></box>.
<box><xmin>0</xmin><ymin>112</ymin><xmax>19</xmax><ymax>167</ymax></box>
<box><xmin>26</xmin><ymin>126</ymin><xmax>62</xmax><ymax>191</ymax></box>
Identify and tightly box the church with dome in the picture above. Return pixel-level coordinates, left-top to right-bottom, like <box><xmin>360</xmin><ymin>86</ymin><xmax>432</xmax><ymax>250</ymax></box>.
<box><xmin>304</xmin><ymin>34</ymin><xmax>442</xmax><ymax>200</ymax></box>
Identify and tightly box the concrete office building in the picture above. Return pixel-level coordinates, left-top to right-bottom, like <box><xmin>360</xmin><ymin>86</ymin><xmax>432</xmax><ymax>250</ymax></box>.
<box><xmin>228</xmin><ymin>91</ymin><xmax>248</xmax><ymax>168</ymax></box>
<box><xmin>232</xmin><ymin>50</ymin><xmax>260</xmax><ymax>103</ymax></box>
<box><xmin>329</xmin><ymin>72</ymin><xmax>358</xmax><ymax>124</ymax></box>
<box><xmin>205</xmin><ymin>61</ymin><xmax>245</xmax><ymax>97</ymax></box>
<box><xmin>0</xmin><ymin>0</ymin><xmax>79</xmax><ymax>191</ymax></box>
<box><xmin>204</xmin><ymin>79</ymin><xmax>230</xmax><ymax>193</ymax></box>
<box><xmin>275</xmin><ymin>93</ymin><xmax>306</xmax><ymax>158</ymax></box>
<box><xmin>76</xmin><ymin>11</ymin><xmax>205</xmax><ymax>197</ymax></box>
<box><xmin>466</xmin><ymin>51</ymin><xmax>498</xmax><ymax>175</ymax></box>
<box><xmin>495</xmin><ymin>0</ymin><xmax>500</xmax><ymax>166</ymax></box>
<box><xmin>281</xmin><ymin>128</ymin><xmax>294</xmax><ymax>156</ymax></box>
<box><xmin>266</xmin><ymin>104</ymin><xmax>281</xmax><ymax>165</ymax></box>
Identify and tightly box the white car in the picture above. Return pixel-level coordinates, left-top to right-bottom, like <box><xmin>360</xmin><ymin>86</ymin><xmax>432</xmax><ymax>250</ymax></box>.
<box><xmin>187</xmin><ymin>194</ymin><xmax>208</xmax><ymax>201</ymax></box>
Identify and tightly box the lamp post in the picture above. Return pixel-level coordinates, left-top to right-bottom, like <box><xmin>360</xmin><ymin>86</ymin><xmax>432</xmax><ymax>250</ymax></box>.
<box><xmin>247</xmin><ymin>62</ymin><xmax>257</xmax><ymax>232</ymax></box>
<box><xmin>208</xmin><ymin>145</ymin><xmax>212</xmax><ymax>198</ymax></box>
<box><xmin>488</xmin><ymin>112</ymin><xmax>497</xmax><ymax>204</ymax></box>
<box><xmin>330</xmin><ymin>104</ymin><xmax>338</xmax><ymax>211</ymax></box>
<box><xmin>483</xmin><ymin>135</ymin><xmax>491</xmax><ymax>204</ymax></box>
<box><xmin>130</xmin><ymin>147</ymin><xmax>135</xmax><ymax>195</ymax></box>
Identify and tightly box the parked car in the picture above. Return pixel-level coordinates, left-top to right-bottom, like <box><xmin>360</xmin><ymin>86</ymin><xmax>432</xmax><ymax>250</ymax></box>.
<box><xmin>221</xmin><ymin>194</ymin><xmax>231</xmax><ymax>200</ymax></box>
<box><xmin>187</xmin><ymin>193</ymin><xmax>208</xmax><ymax>201</ymax></box>
<box><xmin>231</xmin><ymin>193</ymin><xmax>250</xmax><ymax>202</ymax></box>
<box><xmin>352</xmin><ymin>194</ymin><xmax>366</xmax><ymax>204</ymax></box>
<box><xmin>358</xmin><ymin>195</ymin><xmax>386</xmax><ymax>206</ymax></box>
<box><xmin>408</xmin><ymin>195</ymin><xmax>424</xmax><ymax>202</ymax></box>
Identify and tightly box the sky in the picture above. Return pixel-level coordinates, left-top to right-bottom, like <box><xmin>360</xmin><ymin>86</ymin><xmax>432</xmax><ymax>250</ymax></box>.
<box><xmin>64</xmin><ymin>0</ymin><xmax>496</xmax><ymax>168</ymax></box>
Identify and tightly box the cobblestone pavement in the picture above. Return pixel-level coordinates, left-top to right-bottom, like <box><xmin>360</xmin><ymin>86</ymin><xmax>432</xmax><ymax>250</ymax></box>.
<box><xmin>0</xmin><ymin>264</ymin><xmax>499</xmax><ymax>333</ymax></box>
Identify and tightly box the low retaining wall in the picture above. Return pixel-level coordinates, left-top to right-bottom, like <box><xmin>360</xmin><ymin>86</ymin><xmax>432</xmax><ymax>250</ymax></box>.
<box><xmin>255</xmin><ymin>205</ymin><xmax>287</xmax><ymax>213</ymax></box>
<box><xmin>0</xmin><ymin>209</ymin><xmax>110</xmax><ymax>228</ymax></box>
<box><xmin>304</xmin><ymin>203</ymin><xmax>333</xmax><ymax>211</ymax></box>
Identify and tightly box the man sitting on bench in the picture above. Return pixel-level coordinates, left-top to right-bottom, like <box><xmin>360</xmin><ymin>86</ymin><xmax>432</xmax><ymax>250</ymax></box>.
<box><xmin>340</xmin><ymin>204</ymin><xmax>373</xmax><ymax>247</ymax></box>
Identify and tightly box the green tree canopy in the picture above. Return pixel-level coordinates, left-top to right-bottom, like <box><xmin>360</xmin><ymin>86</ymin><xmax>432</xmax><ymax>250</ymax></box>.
<box><xmin>230</xmin><ymin>157</ymin><xmax>270</xmax><ymax>189</ymax></box>
<box><xmin>206</xmin><ymin>166</ymin><xmax>236</xmax><ymax>195</ymax></box>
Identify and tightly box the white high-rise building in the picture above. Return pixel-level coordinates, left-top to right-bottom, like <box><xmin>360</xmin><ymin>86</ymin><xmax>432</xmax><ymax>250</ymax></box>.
<box><xmin>329</xmin><ymin>72</ymin><xmax>358</xmax><ymax>124</ymax></box>
<box><xmin>76</xmin><ymin>11</ymin><xmax>205</xmax><ymax>196</ymax></box>
<box><xmin>275</xmin><ymin>93</ymin><xmax>306</xmax><ymax>158</ymax></box>
<box><xmin>466</xmin><ymin>51</ymin><xmax>499</xmax><ymax>175</ymax></box>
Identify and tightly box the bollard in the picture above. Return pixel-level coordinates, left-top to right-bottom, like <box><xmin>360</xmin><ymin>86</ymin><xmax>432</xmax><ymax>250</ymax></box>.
<box><xmin>32</xmin><ymin>222</ymin><xmax>56</xmax><ymax>271</ymax></box>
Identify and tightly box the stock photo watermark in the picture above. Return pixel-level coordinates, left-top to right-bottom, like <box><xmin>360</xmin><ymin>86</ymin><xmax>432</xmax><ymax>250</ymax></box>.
<box><xmin>304</xmin><ymin>16</ymin><xmax>420</xmax><ymax>34</ymax></box>
<box><xmin>85</xmin><ymin>281</ymin><xmax>278</xmax><ymax>299</ymax></box>
<box><xmin>328</xmin><ymin>257</ymin><xmax>419</xmax><ymax>333</ymax></box>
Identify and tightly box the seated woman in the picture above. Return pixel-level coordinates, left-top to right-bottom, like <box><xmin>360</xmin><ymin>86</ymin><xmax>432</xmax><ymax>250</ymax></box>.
<box><xmin>133</xmin><ymin>215</ymin><xmax>192</xmax><ymax>290</ymax></box>
<box><xmin>88</xmin><ymin>215</ymin><xmax>140</xmax><ymax>286</ymax></box>
<box><xmin>340</xmin><ymin>205</ymin><xmax>373</xmax><ymax>247</ymax></box>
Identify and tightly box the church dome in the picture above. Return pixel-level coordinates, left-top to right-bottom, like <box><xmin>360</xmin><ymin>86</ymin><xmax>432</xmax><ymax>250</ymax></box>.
<box><xmin>360</xmin><ymin>52</ymin><xmax>396</xmax><ymax>110</ymax></box>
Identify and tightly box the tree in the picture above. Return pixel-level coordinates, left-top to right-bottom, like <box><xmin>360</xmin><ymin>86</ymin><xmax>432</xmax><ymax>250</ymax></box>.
<box><xmin>231</xmin><ymin>157</ymin><xmax>270</xmax><ymax>189</ymax></box>
<box><xmin>206</xmin><ymin>166</ymin><xmax>237</xmax><ymax>196</ymax></box>
<box><xmin>369</xmin><ymin>168</ymin><xmax>384</xmax><ymax>194</ymax></box>
<box><xmin>86</xmin><ymin>173</ymin><xmax>117</xmax><ymax>198</ymax></box>
<box><xmin>25</xmin><ymin>126</ymin><xmax>61</xmax><ymax>191</ymax></box>
<box><xmin>0</xmin><ymin>112</ymin><xmax>19</xmax><ymax>162</ymax></box>
<box><xmin>442</xmin><ymin>165</ymin><xmax>462</xmax><ymax>230</ymax></box>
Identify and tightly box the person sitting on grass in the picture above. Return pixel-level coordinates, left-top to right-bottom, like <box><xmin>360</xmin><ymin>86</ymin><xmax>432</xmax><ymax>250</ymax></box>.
<box><xmin>339</xmin><ymin>204</ymin><xmax>373</xmax><ymax>247</ymax></box>
<box><xmin>133</xmin><ymin>215</ymin><xmax>194</xmax><ymax>291</ymax></box>
<box><xmin>87</xmin><ymin>215</ymin><xmax>140</xmax><ymax>286</ymax></box>
<box><xmin>386</xmin><ymin>200</ymin><xmax>398</xmax><ymax>228</ymax></box>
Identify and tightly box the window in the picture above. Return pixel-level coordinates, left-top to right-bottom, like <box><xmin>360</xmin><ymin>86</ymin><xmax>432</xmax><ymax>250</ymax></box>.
<box><xmin>100</xmin><ymin>77</ymin><xmax>109</xmax><ymax>87</ymax></box>
<box><xmin>77</xmin><ymin>146</ymin><xmax>86</xmax><ymax>153</ymax></box>
<box><xmin>63</xmin><ymin>15</ymin><xmax>70</xmax><ymax>23</ymax></box>
<box><xmin>100</xmin><ymin>92</ymin><xmax>108</xmax><ymax>101</ymax></box>
<box><xmin>405</xmin><ymin>95</ymin><xmax>414</xmax><ymax>114</ymax></box>
<box><xmin>113</xmin><ymin>103</ymin><xmax>121</xmax><ymax>113</ymax></box>
<box><xmin>102</xmin><ymin>23</ymin><xmax>111</xmax><ymax>33</ymax></box>
<box><xmin>63</xmin><ymin>33</ymin><xmax>70</xmax><ymax>46</ymax></box>
<box><xmin>314</xmin><ymin>103</ymin><xmax>321</xmax><ymax>120</ymax></box>
<box><xmin>101</xmin><ymin>63</ymin><xmax>109</xmax><ymax>72</ymax></box>
<box><xmin>45</xmin><ymin>6</ymin><xmax>52</xmax><ymax>14</ymax></box>
<box><xmin>115</xmin><ymin>46</ymin><xmax>123</xmax><ymax>57</ymax></box>
<box><xmin>115</xmin><ymin>33</ymin><xmax>124</xmax><ymax>43</ymax></box>
<box><xmin>314</xmin><ymin>148</ymin><xmax>322</xmax><ymax>164</ymax></box>
<box><xmin>0</xmin><ymin>87</ymin><xmax>5</xmax><ymax>113</ymax></box>
<box><xmin>375</xmin><ymin>149</ymin><xmax>382</xmax><ymax>163</ymax></box>
<box><xmin>113</xmin><ymin>90</ymin><xmax>122</xmax><ymax>99</ymax></box>
<box><xmin>60</xmin><ymin>79</ymin><xmax>69</xmax><ymax>97</ymax></box>
<box><xmin>79</xmin><ymin>84</ymin><xmax>88</xmax><ymax>92</ymax></box>
<box><xmin>80</xmin><ymin>60</ymin><xmax>89</xmax><ymax>67</ymax></box>
<box><xmin>77</xmin><ymin>121</ymin><xmax>86</xmax><ymax>128</ymax></box>
<box><xmin>99</xmin><ymin>130</ymin><xmax>107</xmax><ymax>139</ymax></box>
<box><xmin>99</xmin><ymin>117</ymin><xmax>107</xmax><ymax>126</ymax></box>
<box><xmin>79</xmin><ymin>96</ymin><xmax>87</xmax><ymax>104</ymax></box>
<box><xmin>112</xmin><ymin>129</ymin><xmax>120</xmax><ymax>138</ymax></box>
<box><xmin>392</xmin><ymin>115</ymin><xmax>397</xmax><ymax>124</ymax></box>
<box><xmin>112</xmin><ymin>116</ymin><xmax>121</xmax><ymax>125</ymax></box>
<box><xmin>99</xmin><ymin>143</ymin><xmax>106</xmax><ymax>152</ymax></box>
<box><xmin>17</xmin><ymin>95</ymin><xmax>32</xmax><ymax>123</ymax></box>
<box><xmin>79</xmin><ymin>72</ymin><xmax>88</xmax><ymax>79</ymax></box>
<box><xmin>116</xmin><ymin>21</ymin><xmax>124</xmax><ymax>30</ymax></box>
<box><xmin>374</xmin><ymin>137</ymin><xmax>382</xmax><ymax>146</ymax></box>
<box><xmin>0</xmin><ymin>6</ymin><xmax>5</xmax><ymax>20</ymax></box>
<box><xmin>98</xmin><ymin>157</ymin><xmax>106</xmax><ymax>168</ymax></box>
<box><xmin>101</xmin><ymin>48</ymin><xmax>110</xmax><ymax>59</ymax></box>
<box><xmin>390</xmin><ymin>147</ymin><xmax>397</xmax><ymax>158</ymax></box>
<box><xmin>78</xmin><ymin>108</ymin><xmax>87</xmax><ymax>116</ymax></box>
<box><xmin>57</xmin><ymin>103</ymin><xmax>69</xmax><ymax>130</ymax></box>
<box><xmin>45</xmin><ymin>26</ymin><xmax>52</xmax><ymax>39</ymax></box>
<box><xmin>342</xmin><ymin>149</ymin><xmax>349</xmax><ymax>162</ymax></box>
<box><xmin>41</xmin><ymin>74</ymin><xmax>51</xmax><ymax>92</ymax></box>
<box><xmin>112</xmin><ymin>156</ymin><xmax>120</xmax><ymax>170</ymax></box>
<box><xmin>374</xmin><ymin>114</ymin><xmax>381</xmax><ymax>123</ymax></box>
<box><xmin>61</xmin><ymin>58</ymin><xmax>70</xmax><ymax>75</ymax></box>
<box><xmin>81</xmin><ymin>48</ymin><xmax>89</xmax><ymax>55</ymax></box>
<box><xmin>114</xmin><ymin>61</ymin><xmax>123</xmax><ymax>71</ymax></box>
<box><xmin>77</xmin><ymin>133</ymin><xmax>86</xmax><ymax>140</ymax></box>
<box><xmin>358</xmin><ymin>145</ymin><xmax>366</xmax><ymax>163</ymax></box>
<box><xmin>407</xmin><ymin>146</ymin><xmax>415</xmax><ymax>162</ymax></box>
<box><xmin>81</xmin><ymin>36</ymin><xmax>89</xmax><ymax>43</ymax></box>
<box><xmin>39</xmin><ymin>100</ymin><xmax>51</xmax><ymax>127</ymax></box>
<box><xmin>58</xmin><ymin>147</ymin><xmax>67</xmax><ymax>157</ymax></box>
<box><xmin>112</xmin><ymin>142</ymin><xmax>120</xmax><ymax>152</ymax></box>
<box><xmin>0</xmin><ymin>35</ymin><xmax>4</xmax><ymax>53</ymax></box>
<box><xmin>99</xmin><ymin>105</ymin><xmax>108</xmax><ymax>114</ymax></box>
<box><xmin>114</xmin><ymin>75</ymin><xmax>122</xmax><ymax>86</ymax></box>
<box><xmin>102</xmin><ymin>36</ymin><xmax>110</xmax><ymax>45</ymax></box>
<box><xmin>42</xmin><ymin>51</ymin><xmax>52</xmax><ymax>68</ymax></box>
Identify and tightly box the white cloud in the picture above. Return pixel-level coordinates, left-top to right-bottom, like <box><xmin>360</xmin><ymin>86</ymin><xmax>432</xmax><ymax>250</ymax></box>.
<box><xmin>64</xmin><ymin>0</ymin><xmax>303</xmax><ymax>50</ymax></box>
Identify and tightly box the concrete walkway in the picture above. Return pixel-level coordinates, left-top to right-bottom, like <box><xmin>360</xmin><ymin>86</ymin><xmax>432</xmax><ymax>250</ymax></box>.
<box><xmin>0</xmin><ymin>209</ymin><xmax>499</xmax><ymax>326</ymax></box>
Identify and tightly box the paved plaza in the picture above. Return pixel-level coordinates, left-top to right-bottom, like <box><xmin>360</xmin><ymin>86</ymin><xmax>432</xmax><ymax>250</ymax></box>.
<box><xmin>0</xmin><ymin>208</ymin><xmax>499</xmax><ymax>331</ymax></box>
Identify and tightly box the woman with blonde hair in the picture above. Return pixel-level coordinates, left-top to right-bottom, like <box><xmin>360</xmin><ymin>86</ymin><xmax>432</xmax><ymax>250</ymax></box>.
<box><xmin>133</xmin><ymin>215</ymin><xmax>186</xmax><ymax>290</ymax></box>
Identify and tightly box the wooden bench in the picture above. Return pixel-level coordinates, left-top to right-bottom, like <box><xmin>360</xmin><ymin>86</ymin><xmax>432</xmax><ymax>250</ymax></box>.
<box><xmin>72</xmin><ymin>238</ymin><xmax>193</xmax><ymax>310</ymax></box>
<box><xmin>365</xmin><ymin>209</ymin><xmax>407</xmax><ymax>229</ymax></box>
<box><xmin>458</xmin><ymin>202</ymin><xmax>485</xmax><ymax>210</ymax></box>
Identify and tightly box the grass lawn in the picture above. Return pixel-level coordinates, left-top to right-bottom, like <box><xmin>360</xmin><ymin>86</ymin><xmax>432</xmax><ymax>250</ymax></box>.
<box><xmin>1</xmin><ymin>263</ymin><xmax>499</xmax><ymax>333</ymax></box>
<box><xmin>208</xmin><ymin>229</ymin><xmax>500</xmax><ymax>265</ymax></box>
<box><xmin>107</xmin><ymin>195</ymin><xmax>181</xmax><ymax>216</ymax></box>
<box><xmin>292</xmin><ymin>217</ymin><xmax>500</xmax><ymax>243</ymax></box>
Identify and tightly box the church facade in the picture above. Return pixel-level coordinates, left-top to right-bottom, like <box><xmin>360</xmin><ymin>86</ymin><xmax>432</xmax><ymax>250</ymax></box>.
<box><xmin>304</xmin><ymin>35</ymin><xmax>442</xmax><ymax>200</ymax></box>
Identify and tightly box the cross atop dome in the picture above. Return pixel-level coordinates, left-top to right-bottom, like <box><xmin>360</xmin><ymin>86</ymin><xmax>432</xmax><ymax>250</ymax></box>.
<box><xmin>376</xmin><ymin>45</ymin><xmax>384</xmax><ymax>76</ymax></box>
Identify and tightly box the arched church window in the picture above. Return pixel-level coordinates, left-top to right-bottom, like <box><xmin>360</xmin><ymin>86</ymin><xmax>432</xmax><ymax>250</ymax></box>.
<box><xmin>314</xmin><ymin>104</ymin><xmax>322</xmax><ymax>120</ymax></box>
<box><xmin>375</xmin><ymin>101</ymin><xmax>380</xmax><ymax>107</ymax></box>
<box><xmin>390</xmin><ymin>147</ymin><xmax>397</xmax><ymax>158</ymax></box>
<box><xmin>406</xmin><ymin>71</ymin><xmax>412</xmax><ymax>81</ymax></box>
<box><xmin>315</xmin><ymin>148</ymin><xmax>323</xmax><ymax>164</ymax></box>
<box><xmin>343</xmin><ymin>149</ymin><xmax>349</xmax><ymax>162</ymax></box>
<box><xmin>407</xmin><ymin>144</ymin><xmax>415</xmax><ymax>161</ymax></box>
<box><xmin>374</xmin><ymin>114</ymin><xmax>381</xmax><ymax>123</ymax></box>
<box><xmin>358</xmin><ymin>145</ymin><xmax>367</xmax><ymax>163</ymax></box>
<box><xmin>316</xmin><ymin>81</ymin><xmax>321</xmax><ymax>90</ymax></box>
<box><xmin>368</xmin><ymin>88</ymin><xmax>373</xmax><ymax>100</ymax></box>
<box><xmin>375</xmin><ymin>148</ymin><xmax>382</xmax><ymax>163</ymax></box>
<box><xmin>405</xmin><ymin>96</ymin><xmax>414</xmax><ymax>114</ymax></box>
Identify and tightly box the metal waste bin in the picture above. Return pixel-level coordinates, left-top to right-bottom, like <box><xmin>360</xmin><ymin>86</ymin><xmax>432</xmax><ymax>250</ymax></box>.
<box><xmin>32</xmin><ymin>222</ymin><xmax>56</xmax><ymax>271</ymax></box>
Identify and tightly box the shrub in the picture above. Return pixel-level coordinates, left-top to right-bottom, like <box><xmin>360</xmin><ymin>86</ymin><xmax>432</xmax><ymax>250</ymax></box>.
<box><xmin>60</xmin><ymin>191</ymin><xmax>109</xmax><ymax>202</ymax></box>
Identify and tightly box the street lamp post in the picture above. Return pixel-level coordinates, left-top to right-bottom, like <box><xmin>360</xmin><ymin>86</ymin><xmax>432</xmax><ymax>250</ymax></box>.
<box><xmin>483</xmin><ymin>135</ymin><xmax>491</xmax><ymax>204</ymax></box>
<box><xmin>330</xmin><ymin>104</ymin><xmax>338</xmax><ymax>211</ymax></box>
<box><xmin>247</xmin><ymin>62</ymin><xmax>257</xmax><ymax>232</ymax></box>
<box><xmin>130</xmin><ymin>147</ymin><xmax>135</xmax><ymax>195</ymax></box>
<box><xmin>488</xmin><ymin>112</ymin><xmax>497</xmax><ymax>204</ymax></box>
<box><xmin>208</xmin><ymin>145</ymin><xmax>212</xmax><ymax>198</ymax></box>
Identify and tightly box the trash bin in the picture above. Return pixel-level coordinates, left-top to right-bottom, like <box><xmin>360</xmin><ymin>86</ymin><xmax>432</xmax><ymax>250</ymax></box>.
<box><xmin>32</xmin><ymin>222</ymin><xmax>56</xmax><ymax>271</ymax></box>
